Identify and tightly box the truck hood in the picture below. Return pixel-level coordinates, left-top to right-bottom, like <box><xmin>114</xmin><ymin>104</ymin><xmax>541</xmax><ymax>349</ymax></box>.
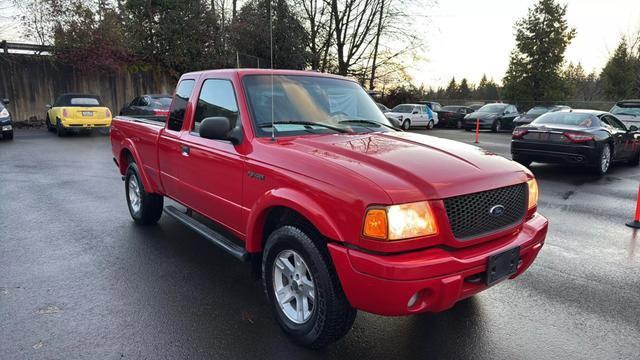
<box><xmin>282</xmin><ymin>131</ymin><xmax>530</xmax><ymax>203</ymax></box>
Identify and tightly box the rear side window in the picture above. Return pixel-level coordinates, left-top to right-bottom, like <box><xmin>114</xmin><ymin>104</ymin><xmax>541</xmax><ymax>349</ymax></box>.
<box><xmin>192</xmin><ymin>79</ymin><xmax>239</xmax><ymax>134</ymax></box>
<box><xmin>168</xmin><ymin>79</ymin><xmax>195</xmax><ymax>131</ymax></box>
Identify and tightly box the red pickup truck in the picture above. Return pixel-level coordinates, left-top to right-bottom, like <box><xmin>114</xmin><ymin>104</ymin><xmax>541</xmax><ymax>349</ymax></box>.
<box><xmin>110</xmin><ymin>69</ymin><xmax>548</xmax><ymax>348</ymax></box>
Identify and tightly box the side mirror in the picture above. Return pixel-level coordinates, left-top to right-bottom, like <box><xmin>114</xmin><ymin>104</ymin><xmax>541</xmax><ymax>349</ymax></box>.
<box><xmin>1</xmin><ymin>98</ymin><xmax>9</xmax><ymax>105</ymax></box>
<box><xmin>46</xmin><ymin>104</ymin><xmax>52</xmax><ymax>109</ymax></box>
<box><xmin>199</xmin><ymin>117</ymin><xmax>242</xmax><ymax>144</ymax></box>
<box><xmin>629</xmin><ymin>125</ymin><xmax>638</xmax><ymax>132</ymax></box>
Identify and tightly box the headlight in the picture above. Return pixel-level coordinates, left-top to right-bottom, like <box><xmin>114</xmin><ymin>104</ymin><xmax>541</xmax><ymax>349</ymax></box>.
<box><xmin>527</xmin><ymin>179</ymin><xmax>538</xmax><ymax>210</ymax></box>
<box><xmin>363</xmin><ymin>201</ymin><xmax>438</xmax><ymax>241</ymax></box>
<box><xmin>0</xmin><ymin>108</ymin><xmax>8</xmax><ymax>117</ymax></box>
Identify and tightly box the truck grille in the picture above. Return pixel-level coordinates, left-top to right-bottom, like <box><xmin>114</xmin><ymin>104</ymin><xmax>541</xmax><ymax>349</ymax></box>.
<box><xmin>443</xmin><ymin>183</ymin><xmax>527</xmax><ymax>240</ymax></box>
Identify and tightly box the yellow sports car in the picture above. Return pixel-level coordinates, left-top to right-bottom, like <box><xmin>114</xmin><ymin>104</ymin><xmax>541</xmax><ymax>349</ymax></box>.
<box><xmin>46</xmin><ymin>93</ymin><xmax>112</xmax><ymax>136</ymax></box>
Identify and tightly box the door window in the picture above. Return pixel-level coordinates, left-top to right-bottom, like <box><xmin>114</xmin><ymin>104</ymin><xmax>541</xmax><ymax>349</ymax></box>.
<box><xmin>604</xmin><ymin>115</ymin><xmax>627</xmax><ymax>131</ymax></box>
<box><xmin>192</xmin><ymin>79</ymin><xmax>239</xmax><ymax>134</ymax></box>
<box><xmin>168</xmin><ymin>79</ymin><xmax>196</xmax><ymax>131</ymax></box>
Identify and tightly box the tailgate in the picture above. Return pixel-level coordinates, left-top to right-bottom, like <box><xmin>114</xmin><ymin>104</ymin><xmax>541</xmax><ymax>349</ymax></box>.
<box><xmin>67</xmin><ymin>106</ymin><xmax>110</xmax><ymax>120</ymax></box>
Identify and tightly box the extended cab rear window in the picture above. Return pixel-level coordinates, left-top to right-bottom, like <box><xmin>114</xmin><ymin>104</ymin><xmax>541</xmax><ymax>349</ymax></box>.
<box><xmin>168</xmin><ymin>79</ymin><xmax>195</xmax><ymax>131</ymax></box>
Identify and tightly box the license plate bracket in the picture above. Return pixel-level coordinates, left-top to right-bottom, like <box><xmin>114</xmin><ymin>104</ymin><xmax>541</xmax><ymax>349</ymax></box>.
<box><xmin>485</xmin><ymin>247</ymin><xmax>520</xmax><ymax>286</ymax></box>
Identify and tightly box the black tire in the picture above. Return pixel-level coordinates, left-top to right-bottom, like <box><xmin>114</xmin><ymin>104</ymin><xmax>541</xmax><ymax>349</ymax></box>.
<box><xmin>262</xmin><ymin>225</ymin><xmax>356</xmax><ymax>349</ymax></box>
<box><xmin>402</xmin><ymin>119</ymin><xmax>410</xmax><ymax>130</ymax></box>
<box><xmin>592</xmin><ymin>144</ymin><xmax>612</xmax><ymax>176</ymax></box>
<box><xmin>125</xmin><ymin>162</ymin><xmax>163</xmax><ymax>225</ymax></box>
<box><xmin>456</xmin><ymin>120</ymin><xmax>462</xmax><ymax>129</ymax></box>
<box><xmin>56</xmin><ymin>118</ymin><xmax>67</xmax><ymax>137</ymax></box>
<box><xmin>491</xmin><ymin>120</ymin><xmax>501</xmax><ymax>133</ymax></box>
<box><xmin>46</xmin><ymin>116</ymin><xmax>55</xmax><ymax>132</ymax></box>
<box><xmin>627</xmin><ymin>149</ymin><xmax>640</xmax><ymax>166</ymax></box>
<box><xmin>2</xmin><ymin>131</ymin><xmax>13</xmax><ymax>140</ymax></box>
<box><xmin>427</xmin><ymin>120</ymin><xmax>434</xmax><ymax>130</ymax></box>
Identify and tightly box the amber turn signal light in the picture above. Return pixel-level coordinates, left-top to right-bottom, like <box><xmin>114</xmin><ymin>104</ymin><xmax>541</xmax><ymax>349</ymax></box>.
<box><xmin>363</xmin><ymin>208</ymin><xmax>388</xmax><ymax>239</ymax></box>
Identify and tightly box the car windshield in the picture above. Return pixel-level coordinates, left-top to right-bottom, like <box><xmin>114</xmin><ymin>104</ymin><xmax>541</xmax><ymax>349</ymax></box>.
<box><xmin>150</xmin><ymin>97</ymin><xmax>172</xmax><ymax>109</ymax></box>
<box><xmin>610</xmin><ymin>104</ymin><xmax>640</xmax><ymax>117</ymax></box>
<box><xmin>532</xmin><ymin>112</ymin><xmax>597</xmax><ymax>127</ymax></box>
<box><xmin>390</xmin><ymin>105</ymin><xmax>414</xmax><ymax>113</ymax></box>
<box><xmin>243</xmin><ymin>75</ymin><xmax>392</xmax><ymax>137</ymax></box>
<box><xmin>527</xmin><ymin>107</ymin><xmax>550</xmax><ymax>115</ymax></box>
<box><xmin>478</xmin><ymin>104</ymin><xmax>506</xmax><ymax>113</ymax></box>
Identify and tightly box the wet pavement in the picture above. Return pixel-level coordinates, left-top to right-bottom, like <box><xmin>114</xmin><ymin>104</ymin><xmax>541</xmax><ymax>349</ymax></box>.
<box><xmin>1</xmin><ymin>128</ymin><xmax>639</xmax><ymax>359</ymax></box>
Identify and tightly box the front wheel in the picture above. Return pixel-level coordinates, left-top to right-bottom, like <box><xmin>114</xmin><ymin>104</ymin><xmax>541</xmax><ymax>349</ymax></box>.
<box><xmin>125</xmin><ymin>162</ymin><xmax>163</xmax><ymax>225</ymax></box>
<box><xmin>491</xmin><ymin>120</ymin><xmax>501</xmax><ymax>133</ymax></box>
<box><xmin>263</xmin><ymin>225</ymin><xmax>356</xmax><ymax>348</ymax></box>
<box><xmin>402</xmin><ymin>119</ymin><xmax>410</xmax><ymax>130</ymax></box>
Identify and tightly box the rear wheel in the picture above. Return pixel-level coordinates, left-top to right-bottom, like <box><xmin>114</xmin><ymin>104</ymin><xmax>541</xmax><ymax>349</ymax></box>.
<box><xmin>593</xmin><ymin>145</ymin><xmax>612</xmax><ymax>175</ymax></box>
<box><xmin>125</xmin><ymin>162</ymin><xmax>163</xmax><ymax>225</ymax></box>
<box><xmin>427</xmin><ymin>120</ymin><xmax>434</xmax><ymax>130</ymax></box>
<box><xmin>46</xmin><ymin>116</ymin><xmax>55</xmax><ymax>132</ymax></box>
<box><xmin>262</xmin><ymin>225</ymin><xmax>356</xmax><ymax>348</ymax></box>
<box><xmin>56</xmin><ymin>118</ymin><xmax>67</xmax><ymax>137</ymax></box>
<box><xmin>402</xmin><ymin>119</ymin><xmax>410</xmax><ymax>130</ymax></box>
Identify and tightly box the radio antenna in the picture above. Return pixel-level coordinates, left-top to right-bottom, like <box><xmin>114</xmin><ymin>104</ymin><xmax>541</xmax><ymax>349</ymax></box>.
<box><xmin>270</xmin><ymin>0</ymin><xmax>275</xmax><ymax>141</ymax></box>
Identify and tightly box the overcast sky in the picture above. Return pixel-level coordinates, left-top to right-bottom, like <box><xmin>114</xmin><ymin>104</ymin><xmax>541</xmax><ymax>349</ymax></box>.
<box><xmin>411</xmin><ymin>0</ymin><xmax>640</xmax><ymax>88</ymax></box>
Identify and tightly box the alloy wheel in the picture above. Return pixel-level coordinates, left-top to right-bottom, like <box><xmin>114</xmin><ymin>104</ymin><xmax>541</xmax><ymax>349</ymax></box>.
<box><xmin>601</xmin><ymin>146</ymin><xmax>611</xmax><ymax>173</ymax></box>
<box><xmin>128</xmin><ymin>175</ymin><xmax>142</xmax><ymax>213</ymax></box>
<box><xmin>272</xmin><ymin>249</ymin><xmax>316</xmax><ymax>324</ymax></box>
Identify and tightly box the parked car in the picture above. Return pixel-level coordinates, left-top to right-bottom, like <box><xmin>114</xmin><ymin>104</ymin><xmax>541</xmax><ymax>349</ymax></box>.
<box><xmin>511</xmin><ymin>110</ymin><xmax>640</xmax><ymax>175</ymax></box>
<box><xmin>512</xmin><ymin>105</ymin><xmax>570</xmax><ymax>127</ymax></box>
<box><xmin>46</xmin><ymin>93</ymin><xmax>112</xmax><ymax>136</ymax></box>
<box><xmin>462</xmin><ymin>103</ymin><xmax>519</xmax><ymax>132</ymax></box>
<box><xmin>385</xmin><ymin>103</ymin><xmax>437</xmax><ymax>130</ymax></box>
<box><xmin>467</xmin><ymin>102</ymin><xmax>485</xmax><ymax>111</ymax></box>
<box><xmin>609</xmin><ymin>99</ymin><xmax>640</xmax><ymax>128</ymax></box>
<box><xmin>436</xmin><ymin>105</ymin><xmax>475</xmax><ymax>128</ymax></box>
<box><xmin>120</xmin><ymin>94</ymin><xmax>172</xmax><ymax>120</ymax></box>
<box><xmin>0</xmin><ymin>98</ymin><xmax>13</xmax><ymax>140</ymax></box>
<box><xmin>110</xmin><ymin>69</ymin><xmax>547</xmax><ymax>348</ymax></box>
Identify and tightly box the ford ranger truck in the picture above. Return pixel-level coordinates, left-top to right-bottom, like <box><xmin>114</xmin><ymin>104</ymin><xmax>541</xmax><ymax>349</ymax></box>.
<box><xmin>110</xmin><ymin>69</ymin><xmax>548</xmax><ymax>348</ymax></box>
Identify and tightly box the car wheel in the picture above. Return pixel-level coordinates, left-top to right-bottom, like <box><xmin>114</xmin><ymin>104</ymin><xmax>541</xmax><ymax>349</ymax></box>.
<box><xmin>593</xmin><ymin>144</ymin><xmax>612</xmax><ymax>175</ymax></box>
<box><xmin>46</xmin><ymin>116</ymin><xmax>55</xmax><ymax>132</ymax></box>
<box><xmin>456</xmin><ymin>120</ymin><xmax>462</xmax><ymax>129</ymax></box>
<box><xmin>491</xmin><ymin>120</ymin><xmax>501</xmax><ymax>133</ymax></box>
<box><xmin>2</xmin><ymin>131</ymin><xmax>13</xmax><ymax>140</ymax></box>
<box><xmin>262</xmin><ymin>225</ymin><xmax>356</xmax><ymax>349</ymax></box>
<box><xmin>427</xmin><ymin>120</ymin><xmax>434</xmax><ymax>130</ymax></box>
<box><xmin>402</xmin><ymin>119</ymin><xmax>410</xmax><ymax>130</ymax></box>
<box><xmin>125</xmin><ymin>161</ymin><xmax>163</xmax><ymax>225</ymax></box>
<box><xmin>56</xmin><ymin>118</ymin><xmax>67</xmax><ymax>137</ymax></box>
<box><xmin>627</xmin><ymin>149</ymin><xmax>640</xmax><ymax>166</ymax></box>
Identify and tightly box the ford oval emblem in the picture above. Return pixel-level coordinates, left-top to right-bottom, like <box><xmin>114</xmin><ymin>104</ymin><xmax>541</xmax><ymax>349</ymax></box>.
<box><xmin>489</xmin><ymin>205</ymin><xmax>506</xmax><ymax>217</ymax></box>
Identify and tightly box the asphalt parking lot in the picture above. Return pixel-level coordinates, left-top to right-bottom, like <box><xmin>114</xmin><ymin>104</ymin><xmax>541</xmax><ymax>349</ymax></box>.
<box><xmin>1</xmin><ymin>128</ymin><xmax>639</xmax><ymax>359</ymax></box>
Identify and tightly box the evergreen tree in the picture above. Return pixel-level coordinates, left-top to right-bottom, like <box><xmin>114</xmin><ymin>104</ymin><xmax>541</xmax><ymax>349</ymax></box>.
<box><xmin>458</xmin><ymin>78</ymin><xmax>471</xmax><ymax>99</ymax></box>
<box><xmin>601</xmin><ymin>38</ymin><xmax>634</xmax><ymax>100</ymax></box>
<box><xmin>445</xmin><ymin>77</ymin><xmax>458</xmax><ymax>99</ymax></box>
<box><xmin>502</xmin><ymin>0</ymin><xmax>576</xmax><ymax>101</ymax></box>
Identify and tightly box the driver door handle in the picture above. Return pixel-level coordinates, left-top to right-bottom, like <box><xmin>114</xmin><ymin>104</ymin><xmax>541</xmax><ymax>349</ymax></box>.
<box><xmin>181</xmin><ymin>145</ymin><xmax>190</xmax><ymax>157</ymax></box>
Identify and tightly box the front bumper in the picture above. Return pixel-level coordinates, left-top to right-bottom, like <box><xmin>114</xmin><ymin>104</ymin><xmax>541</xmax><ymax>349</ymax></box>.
<box><xmin>328</xmin><ymin>213</ymin><xmax>548</xmax><ymax>316</ymax></box>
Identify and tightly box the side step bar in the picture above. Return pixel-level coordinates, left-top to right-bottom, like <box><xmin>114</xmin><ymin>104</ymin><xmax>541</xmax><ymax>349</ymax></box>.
<box><xmin>164</xmin><ymin>205</ymin><xmax>249</xmax><ymax>262</ymax></box>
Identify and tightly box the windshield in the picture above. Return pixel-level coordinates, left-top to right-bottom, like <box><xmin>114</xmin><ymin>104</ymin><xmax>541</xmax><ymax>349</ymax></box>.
<box><xmin>533</xmin><ymin>112</ymin><xmax>597</xmax><ymax>127</ymax></box>
<box><xmin>150</xmin><ymin>97</ymin><xmax>172</xmax><ymax>109</ymax></box>
<box><xmin>610</xmin><ymin>104</ymin><xmax>640</xmax><ymax>117</ymax></box>
<box><xmin>478</xmin><ymin>104</ymin><xmax>506</xmax><ymax>113</ymax></box>
<box><xmin>243</xmin><ymin>75</ymin><xmax>392</xmax><ymax>137</ymax></box>
<box><xmin>527</xmin><ymin>107</ymin><xmax>550</xmax><ymax>115</ymax></box>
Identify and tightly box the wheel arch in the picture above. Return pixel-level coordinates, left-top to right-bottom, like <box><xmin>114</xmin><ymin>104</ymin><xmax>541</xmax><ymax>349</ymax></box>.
<box><xmin>246</xmin><ymin>189</ymin><xmax>343</xmax><ymax>254</ymax></box>
<box><xmin>118</xmin><ymin>141</ymin><xmax>157</xmax><ymax>193</ymax></box>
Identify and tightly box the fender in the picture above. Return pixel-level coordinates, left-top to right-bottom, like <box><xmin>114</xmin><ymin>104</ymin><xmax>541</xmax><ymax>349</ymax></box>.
<box><xmin>245</xmin><ymin>188</ymin><xmax>344</xmax><ymax>253</ymax></box>
<box><xmin>118</xmin><ymin>138</ymin><xmax>160</xmax><ymax>194</ymax></box>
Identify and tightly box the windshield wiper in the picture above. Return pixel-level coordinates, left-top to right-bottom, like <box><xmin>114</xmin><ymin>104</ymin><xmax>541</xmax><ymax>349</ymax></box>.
<box><xmin>338</xmin><ymin>119</ymin><xmax>398</xmax><ymax>131</ymax></box>
<box><xmin>259</xmin><ymin>121</ymin><xmax>350</xmax><ymax>133</ymax></box>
